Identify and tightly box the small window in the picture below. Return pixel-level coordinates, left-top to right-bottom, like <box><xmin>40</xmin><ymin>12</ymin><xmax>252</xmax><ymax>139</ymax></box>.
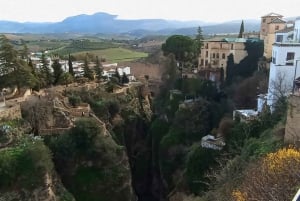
<box><xmin>231</xmin><ymin>44</ymin><xmax>234</xmax><ymax>50</ymax></box>
<box><xmin>286</xmin><ymin>52</ymin><xmax>295</xmax><ymax>65</ymax></box>
<box><xmin>275</xmin><ymin>25</ymin><xmax>280</xmax><ymax>31</ymax></box>
<box><xmin>222</xmin><ymin>53</ymin><xmax>226</xmax><ymax>59</ymax></box>
<box><xmin>205</xmin><ymin>43</ymin><xmax>208</xmax><ymax>49</ymax></box>
<box><xmin>276</xmin><ymin>35</ymin><xmax>283</xmax><ymax>42</ymax></box>
<box><xmin>205</xmin><ymin>60</ymin><xmax>208</xmax><ymax>66</ymax></box>
<box><xmin>206</xmin><ymin>51</ymin><xmax>208</xmax><ymax>57</ymax></box>
<box><xmin>263</xmin><ymin>19</ymin><xmax>266</xmax><ymax>23</ymax></box>
<box><xmin>216</xmin><ymin>53</ymin><xmax>219</xmax><ymax>58</ymax></box>
<box><xmin>212</xmin><ymin>53</ymin><xmax>215</xmax><ymax>58</ymax></box>
<box><xmin>262</xmin><ymin>29</ymin><xmax>265</xmax><ymax>32</ymax></box>
<box><xmin>200</xmin><ymin>59</ymin><xmax>204</xmax><ymax>66</ymax></box>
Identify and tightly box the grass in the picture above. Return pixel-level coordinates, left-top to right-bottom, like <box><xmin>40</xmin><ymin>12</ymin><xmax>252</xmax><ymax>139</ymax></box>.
<box><xmin>73</xmin><ymin>47</ymin><xmax>148</xmax><ymax>63</ymax></box>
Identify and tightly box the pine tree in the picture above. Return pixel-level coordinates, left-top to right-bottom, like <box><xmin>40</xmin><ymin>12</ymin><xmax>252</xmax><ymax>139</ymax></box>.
<box><xmin>83</xmin><ymin>55</ymin><xmax>93</xmax><ymax>80</ymax></box>
<box><xmin>0</xmin><ymin>35</ymin><xmax>36</xmax><ymax>91</ymax></box>
<box><xmin>195</xmin><ymin>26</ymin><xmax>204</xmax><ymax>55</ymax></box>
<box><xmin>0</xmin><ymin>35</ymin><xmax>18</xmax><ymax>76</ymax></box>
<box><xmin>40</xmin><ymin>53</ymin><xmax>53</xmax><ymax>86</ymax></box>
<box><xmin>52</xmin><ymin>59</ymin><xmax>63</xmax><ymax>85</ymax></box>
<box><xmin>95</xmin><ymin>56</ymin><xmax>103</xmax><ymax>80</ymax></box>
<box><xmin>20</xmin><ymin>39</ymin><xmax>29</xmax><ymax>61</ymax></box>
<box><xmin>68</xmin><ymin>54</ymin><xmax>74</xmax><ymax>76</ymax></box>
<box><xmin>238</xmin><ymin>20</ymin><xmax>244</xmax><ymax>38</ymax></box>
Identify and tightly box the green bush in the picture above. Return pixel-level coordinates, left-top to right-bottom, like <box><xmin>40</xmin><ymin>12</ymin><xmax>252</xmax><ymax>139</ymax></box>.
<box><xmin>68</xmin><ymin>95</ymin><xmax>82</xmax><ymax>107</ymax></box>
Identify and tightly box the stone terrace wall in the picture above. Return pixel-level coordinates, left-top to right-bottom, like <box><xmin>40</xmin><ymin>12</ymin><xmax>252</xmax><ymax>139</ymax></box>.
<box><xmin>0</xmin><ymin>104</ymin><xmax>22</xmax><ymax>121</ymax></box>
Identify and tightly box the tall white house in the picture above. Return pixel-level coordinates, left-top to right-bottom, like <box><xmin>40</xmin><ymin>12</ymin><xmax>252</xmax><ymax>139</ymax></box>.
<box><xmin>267</xmin><ymin>17</ymin><xmax>300</xmax><ymax>108</ymax></box>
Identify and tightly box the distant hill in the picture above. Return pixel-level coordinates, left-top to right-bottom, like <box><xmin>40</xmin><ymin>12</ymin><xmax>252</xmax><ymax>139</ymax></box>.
<box><xmin>0</xmin><ymin>12</ymin><xmax>260</xmax><ymax>36</ymax></box>
<box><xmin>125</xmin><ymin>19</ymin><xmax>260</xmax><ymax>37</ymax></box>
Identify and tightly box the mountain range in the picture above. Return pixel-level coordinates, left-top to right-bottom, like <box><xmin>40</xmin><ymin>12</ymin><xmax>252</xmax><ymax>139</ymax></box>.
<box><xmin>0</xmin><ymin>12</ymin><xmax>261</xmax><ymax>36</ymax></box>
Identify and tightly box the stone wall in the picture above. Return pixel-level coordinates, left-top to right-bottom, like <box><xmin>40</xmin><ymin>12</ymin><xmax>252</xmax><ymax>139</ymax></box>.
<box><xmin>285</xmin><ymin>95</ymin><xmax>300</xmax><ymax>145</ymax></box>
<box><xmin>0</xmin><ymin>104</ymin><xmax>22</xmax><ymax>121</ymax></box>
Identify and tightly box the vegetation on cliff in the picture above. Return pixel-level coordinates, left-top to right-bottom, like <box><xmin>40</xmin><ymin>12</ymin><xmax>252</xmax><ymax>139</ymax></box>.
<box><xmin>46</xmin><ymin>118</ymin><xmax>134</xmax><ymax>201</ymax></box>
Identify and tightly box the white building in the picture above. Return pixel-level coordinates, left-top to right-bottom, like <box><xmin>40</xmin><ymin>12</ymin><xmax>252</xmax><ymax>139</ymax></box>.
<box><xmin>267</xmin><ymin>17</ymin><xmax>300</xmax><ymax>108</ymax></box>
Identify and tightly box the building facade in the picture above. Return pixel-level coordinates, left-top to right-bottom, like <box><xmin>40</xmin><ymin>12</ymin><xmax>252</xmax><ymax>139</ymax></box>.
<box><xmin>267</xmin><ymin>17</ymin><xmax>300</xmax><ymax>108</ymax></box>
<box><xmin>198</xmin><ymin>38</ymin><xmax>248</xmax><ymax>79</ymax></box>
<box><xmin>260</xmin><ymin>13</ymin><xmax>286</xmax><ymax>59</ymax></box>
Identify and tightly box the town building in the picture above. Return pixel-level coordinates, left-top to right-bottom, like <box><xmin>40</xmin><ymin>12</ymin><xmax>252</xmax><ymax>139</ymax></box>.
<box><xmin>267</xmin><ymin>17</ymin><xmax>300</xmax><ymax>108</ymax></box>
<box><xmin>260</xmin><ymin>13</ymin><xmax>286</xmax><ymax>59</ymax></box>
<box><xmin>198</xmin><ymin>37</ymin><xmax>249</xmax><ymax>81</ymax></box>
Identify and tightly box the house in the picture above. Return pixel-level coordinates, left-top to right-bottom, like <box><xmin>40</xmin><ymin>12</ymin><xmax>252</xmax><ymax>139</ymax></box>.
<box><xmin>233</xmin><ymin>109</ymin><xmax>258</xmax><ymax>122</ymax></box>
<box><xmin>198</xmin><ymin>37</ymin><xmax>249</xmax><ymax>80</ymax></box>
<box><xmin>260</xmin><ymin>13</ymin><xmax>286</xmax><ymax>59</ymax></box>
<box><xmin>201</xmin><ymin>135</ymin><xmax>225</xmax><ymax>150</ymax></box>
<box><xmin>267</xmin><ymin>17</ymin><xmax>300</xmax><ymax>108</ymax></box>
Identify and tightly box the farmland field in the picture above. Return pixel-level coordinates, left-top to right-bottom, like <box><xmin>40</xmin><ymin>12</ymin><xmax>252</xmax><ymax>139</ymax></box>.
<box><xmin>73</xmin><ymin>47</ymin><xmax>148</xmax><ymax>63</ymax></box>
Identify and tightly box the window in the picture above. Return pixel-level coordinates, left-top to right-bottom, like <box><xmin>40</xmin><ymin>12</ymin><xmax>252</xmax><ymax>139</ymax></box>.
<box><xmin>286</xmin><ymin>52</ymin><xmax>295</xmax><ymax>65</ymax></box>
<box><xmin>263</xmin><ymin>19</ymin><xmax>266</xmax><ymax>23</ymax></box>
<box><xmin>200</xmin><ymin>59</ymin><xmax>204</xmax><ymax>66</ymax></box>
<box><xmin>231</xmin><ymin>44</ymin><xmax>234</xmax><ymax>50</ymax></box>
<box><xmin>216</xmin><ymin>53</ymin><xmax>219</xmax><ymax>58</ymax></box>
<box><xmin>206</xmin><ymin>51</ymin><xmax>208</xmax><ymax>58</ymax></box>
<box><xmin>275</xmin><ymin>25</ymin><xmax>280</xmax><ymax>31</ymax></box>
<box><xmin>205</xmin><ymin>43</ymin><xmax>208</xmax><ymax>49</ymax></box>
<box><xmin>276</xmin><ymin>35</ymin><xmax>283</xmax><ymax>42</ymax></box>
<box><xmin>212</xmin><ymin>53</ymin><xmax>215</xmax><ymax>58</ymax></box>
<box><xmin>262</xmin><ymin>29</ymin><xmax>265</xmax><ymax>33</ymax></box>
<box><xmin>220</xmin><ymin>43</ymin><xmax>222</xmax><ymax>48</ymax></box>
<box><xmin>205</xmin><ymin>60</ymin><xmax>208</xmax><ymax>66</ymax></box>
<box><xmin>222</xmin><ymin>53</ymin><xmax>226</xmax><ymax>59</ymax></box>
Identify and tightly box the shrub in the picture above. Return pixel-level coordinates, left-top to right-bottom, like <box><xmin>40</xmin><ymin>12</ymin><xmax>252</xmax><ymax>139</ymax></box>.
<box><xmin>233</xmin><ymin>148</ymin><xmax>300</xmax><ymax>201</ymax></box>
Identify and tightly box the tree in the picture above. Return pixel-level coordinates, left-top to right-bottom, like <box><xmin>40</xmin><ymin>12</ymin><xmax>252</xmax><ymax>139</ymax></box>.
<box><xmin>60</xmin><ymin>72</ymin><xmax>73</xmax><ymax>87</ymax></box>
<box><xmin>122</xmin><ymin>72</ymin><xmax>129</xmax><ymax>84</ymax></box>
<box><xmin>40</xmin><ymin>53</ymin><xmax>52</xmax><ymax>86</ymax></box>
<box><xmin>195</xmin><ymin>26</ymin><xmax>204</xmax><ymax>55</ymax></box>
<box><xmin>0</xmin><ymin>35</ymin><xmax>36</xmax><ymax>91</ymax></box>
<box><xmin>114</xmin><ymin>68</ymin><xmax>121</xmax><ymax>83</ymax></box>
<box><xmin>95</xmin><ymin>56</ymin><xmax>103</xmax><ymax>80</ymax></box>
<box><xmin>238</xmin><ymin>20</ymin><xmax>244</xmax><ymax>38</ymax></box>
<box><xmin>0</xmin><ymin>35</ymin><xmax>18</xmax><ymax>76</ymax></box>
<box><xmin>52</xmin><ymin>59</ymin><xmax>63</xmax><ymax>85</ymax></box>
<box><xmin>83</xmin><ymin>54</ymin><xmax>93</xmax><ymax>80</ymax></box>
<box><xmin>68</xmin><ymin>54</ymin><xmax>74</xmax><ymax>76</ymax></box>
<box><xmin>226</xmin><ymin>53</ymin><xmax>235</xmax><ymax>84</ymax></box>
<box><xmin>162</xmin><ymin>35</ymin><xmax>196</xmax><ymax>66</ymax></box>
<box><xmin>20</xmin><ymin>39</ymin><xmax>29</xmax><ymax>60</ymax></box>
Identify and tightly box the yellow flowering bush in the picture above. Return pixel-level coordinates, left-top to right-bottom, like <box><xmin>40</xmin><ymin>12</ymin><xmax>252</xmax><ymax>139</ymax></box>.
<box><xmin>232</xmin><ymin>148</ymin><xmax>300</xmax><ymax>201</ymax></box>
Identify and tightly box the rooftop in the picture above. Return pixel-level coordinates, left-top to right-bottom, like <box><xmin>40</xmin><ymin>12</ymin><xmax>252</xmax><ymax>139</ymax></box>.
<box><xmin>262</xmin><ymin>12</ymin><xmax>283</xmax><ymax>18</ymax></box>
<box><xmin>268</xmin><ymin>18</ymin><xmax>286</xmax><ymax>24</ymax></box>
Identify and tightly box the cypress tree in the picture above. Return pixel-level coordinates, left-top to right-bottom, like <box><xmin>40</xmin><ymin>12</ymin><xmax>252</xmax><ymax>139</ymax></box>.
<box><xmin>95</xmin><ymin>56</ymin><xmax>103</xmax><ymax>80</ymax></box>
<box><xmin>238</xmin><ymin>20</ymin><xmax>244</xmax><ymax>38</ymax></box>
<box><xmin>83</xmin><ymin>55</ymin><xmax>93</xmax><ymax>80</ymax></box>
<box><xmin>68</xmin><ymin>54</ymin><xmax>74</xmax><ymax>76</ymax></box>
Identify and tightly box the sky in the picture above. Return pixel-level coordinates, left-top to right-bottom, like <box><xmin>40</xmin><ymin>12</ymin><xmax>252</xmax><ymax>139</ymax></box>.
<box><xmin>0</xmin><ymin>0</ymin><xmax>299</xmax><ymax>23</ymax></box>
